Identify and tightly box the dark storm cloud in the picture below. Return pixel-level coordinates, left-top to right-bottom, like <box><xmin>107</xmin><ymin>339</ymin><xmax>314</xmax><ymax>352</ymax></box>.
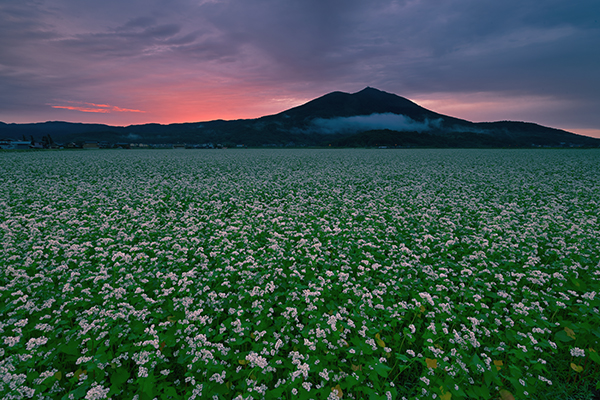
<box><xmin>202</xmin><ymin>0</ymin><xmax>370</xmax><ymax>76</ymax></box>
<box><xmin>55</xmin><ymin>24</ymin><xmax>189</xmax><ymax>59</ymax></box>
<box><xmin>1</xmin><ymin>0</ymin><xmax>598</xmax><ymax>131</ymax></box>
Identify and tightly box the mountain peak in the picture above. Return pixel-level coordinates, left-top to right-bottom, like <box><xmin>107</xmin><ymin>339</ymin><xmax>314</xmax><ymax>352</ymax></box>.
<box><xmin>356</xmin><ymin>86</ymin><xmax>386</xmax><ymax>94</ymax></box>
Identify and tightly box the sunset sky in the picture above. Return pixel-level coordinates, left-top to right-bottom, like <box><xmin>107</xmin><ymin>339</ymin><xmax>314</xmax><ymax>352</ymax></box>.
<box><xmin>1</xmin><ymin>0</ymin><xmax>599</xmax><ymax>137</ymax></box>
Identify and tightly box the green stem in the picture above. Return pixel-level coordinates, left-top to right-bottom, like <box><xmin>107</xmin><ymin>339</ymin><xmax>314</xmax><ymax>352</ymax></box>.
<box><xmin>398</xmin><ymin>312</ymin><xmax>419</xmax><ymax>354</ymax></box>
<box><xmin>549</xmin><ymin>309</ymin><xmax>558</xmax><ymax>323</ymax></box>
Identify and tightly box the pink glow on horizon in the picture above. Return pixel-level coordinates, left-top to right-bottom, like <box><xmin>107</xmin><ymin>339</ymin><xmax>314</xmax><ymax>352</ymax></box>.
<box><xmin>570</xmin><ymin>129</ymin><xmax>600</xmax><ymax>139</ymax></box>
<box><xmin>39</xmin><ymin>89</ymin><xmax>306</xmax><ymax>126</ymax></box>
<box><xmin>411</xmin><ymin>92</ymin><xmax>566</xmax><ymax>123</ymax></box>
<box><xmin>121</xmin><ymin>87</ymin><xmax>312</xmax><ymax>125</ymax></box>
<box><xmin>411</xmin><ymin>92</ymin><xmax>600</xmax><ymax>139</ymax></box>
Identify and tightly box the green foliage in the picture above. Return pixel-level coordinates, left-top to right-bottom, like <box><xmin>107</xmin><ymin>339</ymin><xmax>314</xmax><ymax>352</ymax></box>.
<box><xmin>0</xmin><ymin>149</ymin><xmax>599</xmax><ymax>399</ymax></box>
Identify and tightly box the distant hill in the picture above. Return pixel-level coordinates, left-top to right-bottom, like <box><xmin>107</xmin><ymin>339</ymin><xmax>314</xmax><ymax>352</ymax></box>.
<box><xmin>1</xmin><ymin>88</ymin><xmax>599</xmax><ymax>148</ymax></box>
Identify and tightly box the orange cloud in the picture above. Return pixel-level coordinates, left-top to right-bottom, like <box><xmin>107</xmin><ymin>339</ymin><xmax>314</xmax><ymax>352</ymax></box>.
<box><xmin>51</xmin><ymin>105</ymin><xmax>111</xmax><ymax>113</ymax></box>
<box><xmin>50</xmin><ymin>101</ymin><xmax>145</xmax><ymax>114</ymax></box>
<box><xmin>80</xmin><ymin>102</ymin><xmax>111</xmax><ymax>108</ymax></box>
<box><xmin>111</xmin><ymin>106</ymin><xmax>145</xmax><ymax>113</ymax></box>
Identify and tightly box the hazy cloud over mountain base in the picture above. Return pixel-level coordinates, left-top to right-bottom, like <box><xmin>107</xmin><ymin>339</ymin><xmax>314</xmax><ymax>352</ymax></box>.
<box><xmin>310</xmin><ymin>113</ymin><xmax>443</xmax><ymax>134</ymax></box>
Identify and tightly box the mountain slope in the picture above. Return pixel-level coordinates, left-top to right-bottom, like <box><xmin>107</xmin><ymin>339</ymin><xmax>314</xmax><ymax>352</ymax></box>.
<box><xmin>277</xmin><ymin>87</ymin><xmax>468</xmax><ymax>122</ymax></box>
<box><xmin>1</xmin><ymin>88</ymin><xmax>598</xmax><ymax>147</ymax></box>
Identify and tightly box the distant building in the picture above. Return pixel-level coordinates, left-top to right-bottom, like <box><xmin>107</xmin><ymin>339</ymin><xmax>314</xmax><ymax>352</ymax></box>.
<box><xmin>0</xmin><ymin>140</ymin><xmax>31</xmax><ymax>150</ymax></box>
<box><xmin>82</xmin><ymin>141</ymin><xmax>99</xmax><ymax>149</ymax></box>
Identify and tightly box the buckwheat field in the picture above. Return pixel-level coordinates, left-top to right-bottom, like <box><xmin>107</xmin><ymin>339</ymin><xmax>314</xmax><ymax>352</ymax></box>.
<box><xmin>1</xmin><ymin>149</ymin><xmax>599</xmax><ymax>400</ymax></box>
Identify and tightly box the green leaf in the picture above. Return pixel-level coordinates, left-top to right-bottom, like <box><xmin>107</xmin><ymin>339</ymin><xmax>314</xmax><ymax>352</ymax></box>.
<box><xmin>72</xmin><ymin>384</ymin><xmax>90</xmax><ymax>399</ymax></box>
<box><xmin>357</xmin><ymin>385</ymin><xmax>375</xmax><ymax>396</ymax></box>
<box><xmin>142</xmin><ymin>377</ymin><xmax>154</xmax><ymax>398</ymax></box>
<box><xmin>589</xmin><ymin>349</ymin><xmax>600</xmax><ymax>364</ymax></box>
<box><xmin>61</xmin><ymin>341</ymin><xmax>80</xmax><ymax>356</ymax></box>
<box><xmin>211</xmin><ymin>382</ymin><xmax>230</xmax><ymax>395</ymax></box>
<box><xmin>483</xmin><ymin>370</ymin><xmax>494</xmax><ymax>386</ymax></box>
<box><xmin>569</xmin><ymin>278</ymin><xmax>586</xmax><ymax>292</ymax></box>
<box><xmin>505</xmin><ymin>330</ymin><xmax>516</xmax><ymax>342</ymax></box>
<box><xmin>266</xmin><ymin>386</ymin><xmax>286</xmax><ymax>399</ymax></box>
<box><xmin>507</xmin><ymin>378</ymin><xmax>527</xmax><ymax>398</ymax></box>
<box><xmin>109</xmin><ymin>384</ymin><xmax>123</xmax><ymax>397</ymax></box>
<box><xmin>373</xmin><ymin>362</ymin><xmax>391</xmax><ymax>378</ymax></box>
<box><xmin>508</xmin><ymin>364</ymin><xmax>522</xmax><ymax>378</ymax></box>
<box><xmin>472</xmin><ymin>385</ymin><xmax>490</xmax><ymax>399</ymax></box>
<box><xmin>369</xmin><ymin>392</ymin><xmax>385</xmax><ymax>400</ymax></box>
<box><xmin>465</xmin><ymin>387</ymin><xmax>479</xmax><ymax>399</ymax></box>
<box><xmin>470</xmin><ymin>354</ymin><xmax>484</xmax><ymax>370</ymax></box>
<box><xmin>298</xmin><ymin>386</ymin><xmax>314</xmax><ymax>400</ymax></box>
<box><xmin>554</xmin><ymin>330</ymin><xmax>574</xmax><ymax>343</ymax></box>
<box><xmin>110</xmin><ymin>368</ymin><xmax>129</xmax><ymax>387</ymax></box>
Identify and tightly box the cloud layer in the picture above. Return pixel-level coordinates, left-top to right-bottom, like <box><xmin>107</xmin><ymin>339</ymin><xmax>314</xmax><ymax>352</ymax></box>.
<box><xmin>0</xmin><ymin>0</ymin><xmax>599</xmax><ymax>136</ymax></box>
<box><xmin>311</xmin><ymin>114</ymin><xmax>443</xmax><ymax>134</ymax></box>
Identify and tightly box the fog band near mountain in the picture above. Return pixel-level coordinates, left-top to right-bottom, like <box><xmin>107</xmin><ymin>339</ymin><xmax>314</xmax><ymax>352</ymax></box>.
<box><xmin>310</xmin><ymin>113</ymin><xmax>444</xmax><ymax>134</ymax></box>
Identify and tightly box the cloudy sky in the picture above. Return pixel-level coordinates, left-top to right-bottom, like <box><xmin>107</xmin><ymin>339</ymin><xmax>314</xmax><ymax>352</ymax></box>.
<box><xmin>1</xmin><ymin>0</ymin><xmax>599</xmax><ymax>137</ymax></box>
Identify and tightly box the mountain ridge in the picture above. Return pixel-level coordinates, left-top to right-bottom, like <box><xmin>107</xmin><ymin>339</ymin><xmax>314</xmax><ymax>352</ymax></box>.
<box><xmin>1</xmin><ymin>88</ymin><xmax>598</xmax><ymax>148</ymax></box>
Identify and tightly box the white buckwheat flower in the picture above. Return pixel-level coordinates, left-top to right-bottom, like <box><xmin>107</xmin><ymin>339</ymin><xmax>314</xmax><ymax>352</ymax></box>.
<box><xmin>85</xmin><ymin>383</ymin><xmax>110</xmax><ymax>400</ymax></box>
<box><xmin>570</xmin><ymin>347</ymin><xmax>585</xmax><ymax>357</ymax></box>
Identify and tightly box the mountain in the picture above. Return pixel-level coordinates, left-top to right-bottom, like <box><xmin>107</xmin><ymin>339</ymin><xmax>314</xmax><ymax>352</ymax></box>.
<box><xmin>270</xmin><ymin>87</ymin><xmax>470</xmax><ymax>124</ymax></box>
<box><xmin>1</xmin><ymin>88</ymin><xmax>598</xmax><ymax>148</ymax></box>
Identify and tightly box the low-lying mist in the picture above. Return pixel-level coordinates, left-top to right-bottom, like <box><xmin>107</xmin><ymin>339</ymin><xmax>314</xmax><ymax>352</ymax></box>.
<box><xmin>310</xmin><ymin>113</ymin><xmax>443</xmax><ymax>134</ymax></box>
